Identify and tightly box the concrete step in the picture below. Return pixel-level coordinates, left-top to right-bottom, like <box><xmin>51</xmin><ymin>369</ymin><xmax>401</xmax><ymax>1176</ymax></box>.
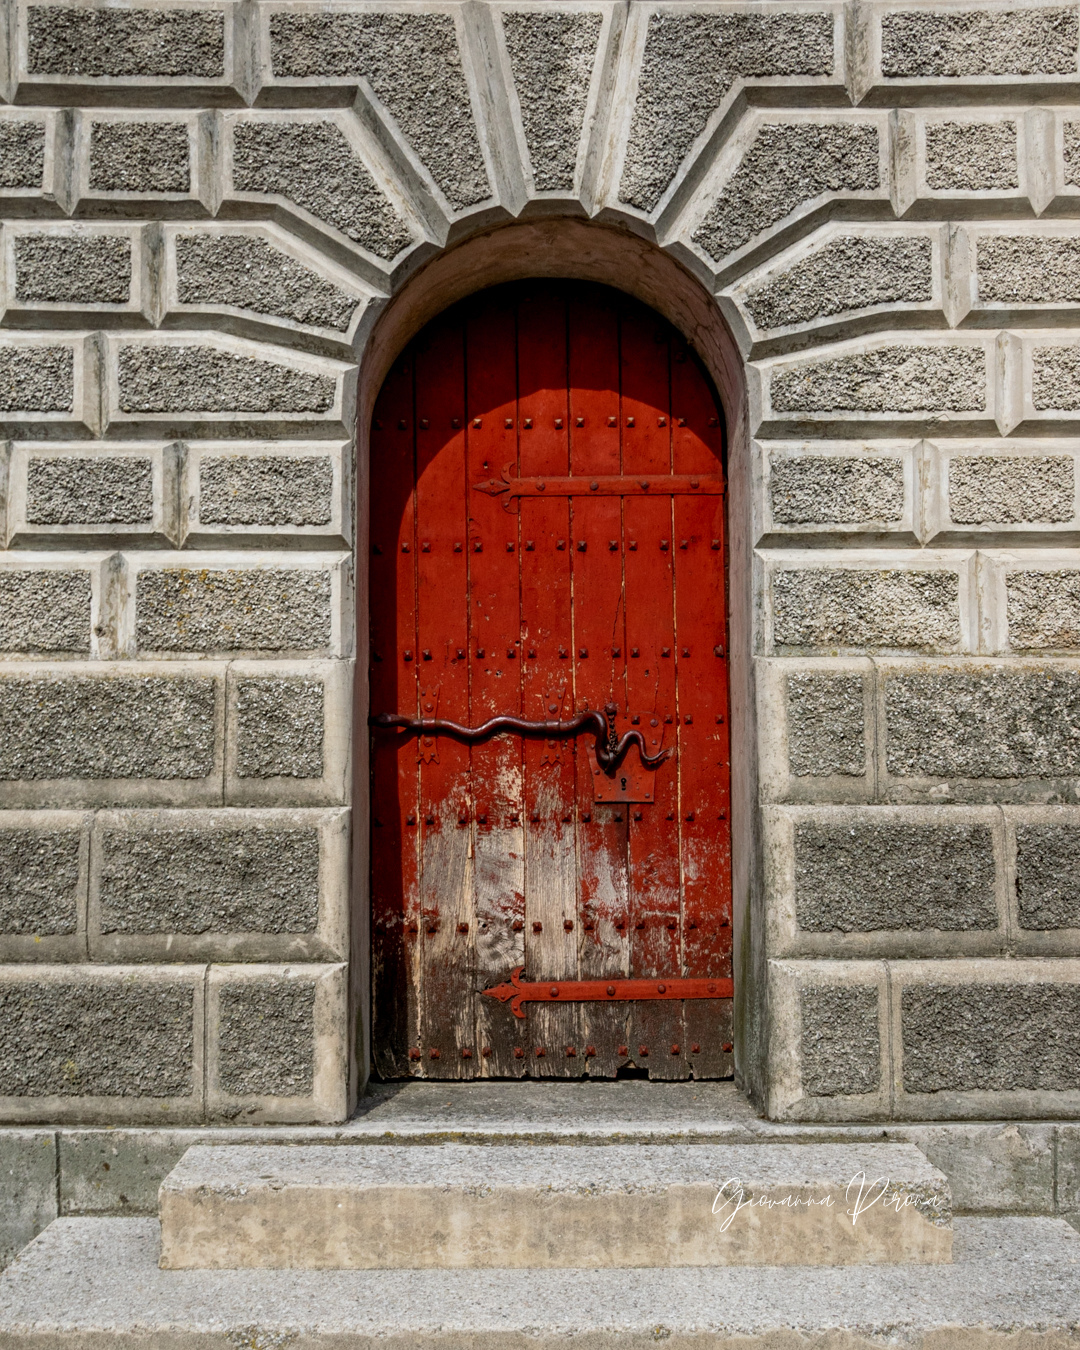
<box><xmin>158</xmin><ymin>1142</ymin><xmax>952</xmax><ymax>1269</ymax></box>
<box><xmin>3</xmin><ymin>1216</ymin><xmax>1079</xmax><ymax>1349</ymax></box>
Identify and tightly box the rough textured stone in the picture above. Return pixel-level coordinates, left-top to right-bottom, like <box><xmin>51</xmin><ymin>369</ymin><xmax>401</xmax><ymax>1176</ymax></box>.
<box><xmin>503</xmin><ymin>12</ymin><xmax>600</xmax><ymax>193</ymax></box>
<box><xmin>746</xmin><ymin>236</ymin><xmax>933</xmax><ymax>330</ymax></box>
<box><xmin>786</xmin><ymin>673</ymin><xmax>866</xmax><ymax>777</ymax></box>
<box><xmin>620</xmin><ymin>14</ymin><xmax>834</xmax><ymax>213</ymax></box>
<box><xmin>0</xmin><ymin>830</ymin><xmax>81</xmax><ymax>936</ymax></box>
<box><xmin>0</xmin><ymin>979</ymin><xmax>193</xmax><ymax>1097</ymax></box>
<box><xmin>770</xmin><ymin>456</ymin><xmax>905</xmax><ymax>526</ymax></box>
<box><xmin>800</xmin><ymin>987</ymin><xmax>880</xmax><ymax>1097</ymax></box>
<box><xmin>1064</xmin><ymin>123</ymin><xmax>1080</xmax><ymax>185</ymax></box>
<box><xmin>88</xmin><ymin>122</ymin><xmax>189</xmax><ymax>194</ymax></box>
<box><xmin>136</xmin><ymin>568</ymin><xmax>331</xmax><ymax>654</ymax></box>
<box><xmin>1032</xmin><ymin>347</ymin><xmax>1080</xmax><ymax>410</ymax></box>
<box><xmin>902</xmin><ymin>983</ymin><xmax>1080</xmax><ymax>1093</ymax></box>
<box><xmin>771</xmin><ymin>346</ymin><xmax>985</xmax><ymax>414</ymax></box>
<box><xmin>26</xmin><ymin>6</ymin><xmax>224</xmax><ymax>78</ymax></box>
<box><xmin>977</xmin><ymin>236</ymin><xmax>1080</xmax><ymax>303</ymax></box>
<box><xmin>99</xmin><ymin>826</ymin><xmax>319</xmax><ymax>935</ymax></box>
<box><xmin>774</xmin><ymin>569</ymin><xmax>959</xmax><ymax>651</ymax></box>
<box><xmin>884</xmin><ymin>669</ymin><xmax>1080</xmax><ymax>780</ymax></box>
<box><xmin>693</xmin><ymin>124</ymin><xmax>878</xmax><ymax>261</ymax></box>
<box><xmin>925</xmin><ymin>122</ymin><xmax>1018</xmax><ymax>192</ymax></box>
<box><xmin>269</xmin><ymin>13</ymin><xmax>488</xmax><ymax>211</ymax></box>
<box><xmin>794</xmin><ymin>821</ymin><xmax>997</xmax><ymax>932</ymax></box>
<box><xmin>117</xmin><ymin>346</ymin><xmax>334</xmax><ymax>416</ymax></box>
<box><xmin>0</xmin><ymin>347</ymin><xmax>72</xmax><ymax>413</ymax></box>
<box><xmin>198</xmin><ymin>455</ymin><xmax>332</xmax><ymax>528</ymax></box>
<box><xmin>949</xmin><ymin>456</ymin><xmax>1074</xmax><ymax>525</ymax></box>
<box><xmin>1016</xmin><ymin>824</ymin><xmax>1080</xmax><ymax>929</ymax></box>
<box><xmin>0</xmin><ymin>1131</ymin><xmax>57</xmax><ymax>1269</ymax></box>
<box><xmin>881</xmin><ymin>8</ymin><xmax>1079</xmax><ymax>77</ymax></box>
<box><xmin>0</xmin><ymin>676</ymin><xmax>215</xmax><ymax>781</ymax></box>
<box><xmin>26</xmin><ymin>456</ymin><xmax>154</xmax><ymax>526</ymax></box>
<box><xmin>0</xmin><ymin>121</ymin><xmax>45</xmax><ymax>190</ymax></box>
<box><xmin>0</xmin><ymin>572</ymin><xmax>90</xmax><ymax>653</ymax></box>
<box><xmin>218</xmin><ymin>979</ymin><xmax>315</xmax><ymax>1096</ymax></box>
<box><xmin>14</xmin><ymin>235</ymin><xmax>130</xmax><ymax>306</ymax></box>
<box><xmin>175</xmin><ymin>235</ymin><xmax>356</xmax><ymax>332</ymax></box>
<box><xmin>1006</xmin><ymin>572</ymin><xmax>1080</xmax><ymax>650</ymax></box>
<box><xmin>235</xmin><ymin>678</ymin><xmax>324</xmax><ymax>780</ymax></box>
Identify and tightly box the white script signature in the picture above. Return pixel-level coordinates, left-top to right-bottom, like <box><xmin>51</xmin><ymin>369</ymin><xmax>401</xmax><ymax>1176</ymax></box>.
<box><xmin>711</xmin><ymin>1172</ymin><xmax>918</xmax><ymax>1232</ymax></box>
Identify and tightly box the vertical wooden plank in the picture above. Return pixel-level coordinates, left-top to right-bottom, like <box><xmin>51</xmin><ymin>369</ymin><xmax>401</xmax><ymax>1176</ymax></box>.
<box><xmin>672</xmin><ymin>344</ymin><xmax>733</xmax><ymax>1079</ymax></box>
<box><xmin>369</xmin><ymin>354</ymin><xmax>420</xmax><ymax>1077</ymax></box>
<box><xmin>466</xmin><ymin>289</ymin><xmax>526</xmax><ymax>1078</ymax></box>
<box><xmin>518</xmin><ymin>285</ymin><xmax>580</xmax><ymax>1072</ymax></box>
<box><xmin>568</xmin><ymin>285</ymin><xmax>628</xmax><ymax>1076</ymax></box>
<box><xmin>414</xmin><ymin>310</ymin><xmax>473</xmax><ymax>1077</ymax></box>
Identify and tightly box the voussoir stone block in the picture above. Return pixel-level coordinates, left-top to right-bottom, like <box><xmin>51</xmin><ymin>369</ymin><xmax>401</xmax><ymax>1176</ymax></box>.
<box><xmin>879</xmin><ymin>6</ymin><xmax>1079</xmax><ymax>79</ymax></box>
<box><xmin>766</xmin><ymin>448</ymin><xmax>907</xmax><ymax>528</ymax></box>
<box><xmin>1015</xmin><ymin>819</ymin><xmax>1080</xmax><ymax>929</ymax></box>
<box><xmin>786</xmin><ymin>671</ymin><xmax>867</xmax><ymax>778</ymax></box>
<box><xmin>948</xmin><ymin>454</ymin><xmax>1075</xmax><ymax>525</ymax></box>
<box><xmin>0</xmin><ymin>824</ymin><xmax>83</xmax><ymax>937</ymax></box>
<box><xmin>801</xmin><ymin>986</ymin><xmax>882</xmax><ymax>1097</ymax></box>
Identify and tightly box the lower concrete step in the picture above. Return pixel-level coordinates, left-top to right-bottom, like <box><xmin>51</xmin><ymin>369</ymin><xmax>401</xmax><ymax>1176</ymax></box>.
<box><xmin>158</xmin><ymin>1142</ymin><xmax>951</xmax><ymax>1269</ymax></box>
<box><xmin>2</xmin><ymin>1216</ymin><xmax>1079</xmax><ymax>1349</ymax></box>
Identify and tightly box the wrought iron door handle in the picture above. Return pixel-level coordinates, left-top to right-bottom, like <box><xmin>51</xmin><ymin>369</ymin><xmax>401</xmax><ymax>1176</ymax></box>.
<box><xmin>370</xmin><ymin>702</ymin><xmax>669</xmax><ymax>775</ymax></box>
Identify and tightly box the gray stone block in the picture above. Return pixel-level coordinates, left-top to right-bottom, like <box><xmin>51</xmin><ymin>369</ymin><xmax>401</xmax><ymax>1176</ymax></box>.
<box><xmin>746</xmin><ymin>236</ymin><xmax>933</xmax><ymax>330</ymax></box>
<box><xmin>218</xmin><ymin>977</ymin><xmax>315</xmax><ymax>1097</ymax></box>
<box><xmin>0</xmin><ymin>121</ymin><xmax>45</xmax><ymax>190</ymax></box>
<box><xmin>771</xmin><ymin>346</ymin><xmax>985</xmax><ymax>415</ymax></box>
<box><xmin>902</xmin><ymin>1124</ymin><xmax>1054</xmax><ymax>1216</ymax></box>
<box><xmin>14</xmin><ymin>235</ymin><xmax>130</xmax><ymax>306</ymax></box>
<box><xmin>770</xmin><ymin>455</ymin><xmax>905</xmax><ymax>526</ymax></box>
<box><xmin>235</xmin><ymin>678</ymin><xmax>324</xmax><ymax>780</ymax></box>
<box><xmin>0</xmin><ymin>347</ymin><xmax>72</xmax><ymax>414</ymax></box>
<box><xmin>198</xmin><ymin>454</ymin><xmax>332</xmax><ymax>528</ymax></box>
<box><xmin>1006</xmin><ymin>571</ymin><xmax>1080</xmax><ymax>650</ymax></box>
<box><xmin>1016</xmin><ymin>823</ymin><xmax>1080</xmax><ymax>929</ymax></box>
<box><xmin>880</xmin><ymin>7</ymin><xmax>1078</xmax><ymax>78</ymax></box>
<box><xmin>977</xmin><ymin>236</ymin><xmax>1080</xmax><ymax>304</ymax></box>
<box><xmin>902</xmin><ymin>982</ymin><xmax>1080</xmax><ymax>1093</ymax></box>
<box><xmin>925</xmin><ymin>122</ymin><xmax>1017</xmax><ymax>192</ymax></box>
<box><xmin>786</xmin><ymin>673</ymin><xmax>866</xmax><ymax>777</ymax></box>
<box><xmin>0</xmin><ymin>1131</ymin><xmax>56</xmax><ymax>1268</ymax></box>
<box><xmin>0</xmin><ymin>976</ymin><xmax>194</xmax><ymax>1098</ymax></box>
<box><xmin>884</xmin><ymin>668</ymin><xmax>1080</xmax><ymax>780</ymax></box>
<box><xmin>0</xmin><ymin>829</ymin><xmax>81</xmax><ymax>936</ymax></box>
<box><xmin>232</xmin><ymin>121</ymin><xmax>411</xmax><ymax>260</ymax></box>
<box><xmin>948</xmin><ymin>456</ymin><xmax>1074</xmax><ymax>525</ymax></box>
<box><xmin>117</xmin><ymin>346</ymin><xmax>334</xmax><ymax>415</ymax></box>
<box><xmin>135</xmin><ymin>567</ymin><xmax>331</xmax><ymax>654</ymax></box>
<box><xmin>0</xmin><ymin>571</ymin><xmax>91</xmax><ymax>654</ymax></box>
<box><xmin>26</xmin><ymin>455</ymin><xmax>154</xmax><ymax>526</ymax></box>
<box><xmin>620</xmin><ymin>13</ymin><xmax>834</xmax><ymax>213</ymax></box>
<box><xmin>26</xmin><ymin>5</ymin><xmax>224</xmax><ymax>78</ymax></box>
<box><xmin>98</xmin><ymin>823</ymin><xmax>319</xmax><ymax>936</ymax></box>
<box><xmin>0</xmin><ymin>675</ymin><xmax>216</xmax><ymax>781</ymax></box>
<box><xmin>693</xmin><ymin>123</ymin><xmax>879</xmax><ymax>261</ymax></box>
<box><xmin>89</xmin><ymin>121</ymin><xmax>189</xmax><ymax>194</ymax></box>
<box><xmin>58</xmin><ymin>1130</ymin><xmax>204</xmax><ymax>1217</ymax></box>
<box><xmin>268</xmin><ymin>13</ymin><xmax>488</xmax><ymax>211</ymax></box>
<box><xmin>503</xmin><ymin>11</ymin><xmax>601</xmax><ymax>193</ymax></box>
<box><xmin>1064</xmin><ymin>123</ymin><xmax>1080</xmax><ymax>186</ymax></box>
<box><xmin>1032</xmin><ymin>347</ymin><xmax>1080</xmax><ymax>410</ymax></box>
<box><xmin>794</xmin><ymin>820</ymin><xmax>997</xmax><ymax>932</ymax></box>
<box><xmin>773</xmin><ymin>568</ymin><xmax>959</xmax><ymax>651</ymax></box>
<box><xmin>800</xmin><ymin>987</ymin><xmax>880</xmax><ymax>1097</ymax></box>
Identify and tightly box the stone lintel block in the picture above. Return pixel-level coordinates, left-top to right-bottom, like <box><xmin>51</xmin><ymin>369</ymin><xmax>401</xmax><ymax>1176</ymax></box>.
<box><xmin>121</xmin><ymin>550</ymin><xmax>351</xmax><ymax>659</ymax></box>
<box><xmin>1002</xmin><ymin>805</ymin><xmax>1080</xmax><ymax>955</ymax></box>
<box><xmin>755</xmin><ymin>439</ymin><xmax>918</xmax><ymax>545</ymax></box>
<box><xmin>891</xmin><ymin>957</ymin><xmax>1080</xmax><ymax>1120</ymax></box>
<box><xmin>88</xmin><ymin>806</ymin><xmax>348</xmax><ymax>963</ymax></box>
<box><xmin>205</xmin><ymin>962</ymin><xmax>347</xmax><ymax>1123</ymax></box>
<box><xmin>0</xmin><ymin>1129</ymin><xmax>57</xmax><ymax>1267</ymax></box>
<box><xmin>0</xmin><ymin>551</ymin><xmax>120</xmax><ymax>661</ymax></box>
<box><xmin>751</xmin><ymin>332</ymin><xmax>1000</xmax><ymax>440</ymax></box>
<box><xmin>14</xmin><ymin>0</ymin><xmax>248</xmax><ymax>107</ymax></box>
<box><xmin>105</xmin><ymin>333</ymin><xmax>356</xmax><ymax>440</ymax></box>
<box><xmin>759</xmin><ymin>547</ymin><xmax>976</xmax><ymax>655</ymax></box>
<box><xmin>0</xmin><ymin>112</ymin><xmax>70</xmax><ymax>218</ymax></box>
<box><xmin>72</xmin><ymin>110</ymin><xmax>215</xmax><ymax>218</ymax></box>
<box><xmin>766</xmin><ymin>959</ymin><xmax>892</xmax><ymax>1121</ymax></box>
<box><xmin>763</xmin><ymin>803</ymin><xmax>1007</xmax><ymax>961</ymax></box>
<box><xmin>921</xmin><ymin>439</ymin><xmax>1080</xmax><ymax>542</ymax></box>
<box><xmin>756</xmin><ymin>657</ymin><xmax>875</xmax><ymax>805</ymax></box>
<box><xmin>725</xmin><ymin>224</ymin><xmax>946</xmax><ymax>357</ymax></box>
<box><xmin>2</xmin><ymin>222</ymin><xmax>150</xmax><ymax>330</ymax></box>
<box><xmin>158</xmin><ymin>1140</ymin><xmax>950</xmax><ymax>1268</ymax></box>
<box><xmin>0</xmin><ymin>963</ymin><xmax>206</xmax><ymax>1125</ymax></box>
<box><xmin>0</xmin><ymin>660</ymin><xmax>225</xmax><ymax>811</ymax></box>
<box><xmin>978</xmin><ymin>548</ymin><xmax>1080</xmax><ymax>655</ymax></box>
<box><xmin>0</xmin><ymin>809</ymin><xmax>90</xmax><ymax>964</ymax></box>
<box><xmin>224</xmin><ymin>659</ymin><xmax>351</xmax><ymax>808</ymax></box>
<box><xmin>1001</xmin><ymin>331</ymin><xmax>1080</xmax><ymax>436</ymax></box>
<box><xmin>181</xmin><ymin>440</ymin><xmax>349</xmax><ymax>549</ymax></box>
<box><xmin>7</xmin><ymin>441</ymin><xmax>181</xmax><ymax>548</ymax></box>
<box><xmin>0</xmin><ymin>334</ymin><xmax>100</xmax><ymax>437</ymax></box>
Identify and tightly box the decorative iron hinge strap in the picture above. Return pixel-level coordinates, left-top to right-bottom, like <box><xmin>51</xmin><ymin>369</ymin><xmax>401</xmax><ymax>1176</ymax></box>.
<box><xmin>473</xmin><ymin>467</ymin><xmax>724</xmax><ymax>510</ymax></box>
<box><xmin>483</xmin><ymin>966</ymin><xmax>733</xmax><ymax>1019</ymax></box>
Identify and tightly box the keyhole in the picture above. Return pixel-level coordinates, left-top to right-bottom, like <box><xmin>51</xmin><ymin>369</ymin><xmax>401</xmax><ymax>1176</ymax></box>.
<box><xmin>621</xmin><ymin>777</ymin><xmax>628</xmax><ymax>791</ymax></box>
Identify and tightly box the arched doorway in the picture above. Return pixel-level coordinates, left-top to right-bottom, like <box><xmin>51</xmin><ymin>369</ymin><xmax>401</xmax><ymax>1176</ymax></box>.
<box><xmin>368</xmin><ymin>280</ymin><xmax>731</xmax><ymax>1080</ymax></box>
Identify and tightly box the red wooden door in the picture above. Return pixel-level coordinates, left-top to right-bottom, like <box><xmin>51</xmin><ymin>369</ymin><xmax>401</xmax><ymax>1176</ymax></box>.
<box><xmin>369</xmin><ymin>281</ymin><xmax>731</xmax><ymax>1080</ymax></box>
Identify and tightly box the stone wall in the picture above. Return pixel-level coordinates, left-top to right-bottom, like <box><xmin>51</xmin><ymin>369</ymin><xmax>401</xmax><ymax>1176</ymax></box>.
<box><xmin>1</xmin><ymin>0</ymin><xmax>1079</xmax><ymax>1124</ymax></box>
